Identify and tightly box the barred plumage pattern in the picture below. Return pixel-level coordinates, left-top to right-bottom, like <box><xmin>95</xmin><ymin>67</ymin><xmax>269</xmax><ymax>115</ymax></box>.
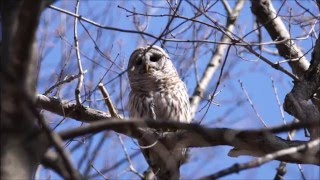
<box><xmin>127</xmin><ymin>46</ymin><xmax>191</xmax><ymax>179</ymax></box>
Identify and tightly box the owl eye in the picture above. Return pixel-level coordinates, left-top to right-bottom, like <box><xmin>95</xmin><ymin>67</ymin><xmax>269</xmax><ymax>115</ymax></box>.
<box><xmin>136</xmin><ymin>58</ymin><xmax>142</xmax><ymax>65</ymax></box>
<box><xmin>150</xmin><ymin>54</ymin><xmax>161</xmax><ymax>62</ymax></box>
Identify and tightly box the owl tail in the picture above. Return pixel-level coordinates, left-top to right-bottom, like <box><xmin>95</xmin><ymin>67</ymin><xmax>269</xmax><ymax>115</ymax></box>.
<box><xmin>140</xmin><ymin>144</ymin><xmax>188</xmax><ymax>180</ymax></box>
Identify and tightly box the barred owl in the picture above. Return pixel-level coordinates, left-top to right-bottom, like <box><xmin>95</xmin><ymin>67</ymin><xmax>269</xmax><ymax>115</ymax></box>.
<box><xmin>128</xmin><ymin>46</ymin><xmax>191</xmax><ymax>179</ymax></box>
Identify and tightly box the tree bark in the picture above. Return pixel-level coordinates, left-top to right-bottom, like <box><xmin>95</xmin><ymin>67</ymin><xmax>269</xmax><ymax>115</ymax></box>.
<box><xmin>1</xmin><ymin>0</ymin><xmax>49</xmax><ymax>179</ymax></box>
<box><xmin>250</xmin><ymin>0</ymin><xmax>310</xmax><ymax>78</ymax></box>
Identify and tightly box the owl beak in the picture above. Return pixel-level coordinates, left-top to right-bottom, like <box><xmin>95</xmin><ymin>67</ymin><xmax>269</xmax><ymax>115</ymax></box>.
<box><xmin>144</xmin><ymin>64</ymin><xmax>150</xmax><ymax>73</ymax></box>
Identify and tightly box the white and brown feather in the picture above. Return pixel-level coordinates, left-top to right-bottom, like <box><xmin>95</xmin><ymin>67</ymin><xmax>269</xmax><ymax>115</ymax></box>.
<box><xmin>127</xmin><ymin>46</ymin><xmax>191</xmax><ymax>179</ymax></box>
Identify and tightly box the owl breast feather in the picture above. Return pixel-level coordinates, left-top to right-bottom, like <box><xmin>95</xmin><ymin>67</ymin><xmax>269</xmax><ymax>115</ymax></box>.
<box><xmin>129</xmin><ymin>81</ymin><xmax>191</xmax><ymax>123</ymax></box>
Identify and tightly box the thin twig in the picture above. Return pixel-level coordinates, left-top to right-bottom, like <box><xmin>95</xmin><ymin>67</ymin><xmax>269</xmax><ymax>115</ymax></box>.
<box><xmin>271</xmin><ymin>78</ymin><xmax>286</xmax><ymax>125</ymax></box>
<box><xmin>74</xmin><ymin>0</ymin><xmax>85</xmax><ymax>106</ymax></box>
<box><xmin>48</xmin><ymin>5</ymin><xmax>159</xmax><ymax>40</ymax></box>
<box><xmin>239</xmin><ymin>80</ymin><xmax>268</xmax><ymax>128</ymax></box>
<box><xmin>77</xmin><ymin>136</ymin><xmax>93</xmax><ymax>170</ymax></box>
<box><xmin>117</xmin><ymin>135</ymin><xmax>144</xmax><ymax>178</ymax></box>
<box><xmin>98</xmin><ymin>83</ymin><xmax>142</xmax><ymax>178</ymax></box>
<box><xmin>271</xmin><ymin>70</ymin><xmax>303</xmax><ymax>179</ymax></box>
<box><xmin>88</xmin><ymin>151</ymin><xmax>140</xmax><ymax>179</ymax></box>
<box><xmin>44</xmin><ymin>72</ymin><xmax>87</xmax><ymax>96</ymax></box>
<box><xmin>186</xmin><ymin>0</ymin><xmax>299</xmax><ymax>81</ymax></box>
<box><xmin>274</xmin><ymin>118</ymin><xmax>298</xmax><ymax>180</ymax></box>
<box><xmin>90</xmin><ymin>164</ymin><xmax>109</xmax><ymax>180</ymax></box>
<box><xmin>198</xmin><ymin>45</ymin><xmax>232</xmax><ymax>123</ymax></box>
<box><xmin>38</xmin><ymin>112</ymin><xmax>81</xmax><ymax>180</ymax></box>
<box><xmin>48</xmin><ymin>4</ymin><xmax>313</xmax><ymax>48</ymax></box>
<box><xmin>98</xmin><ymin>83</ymin><xmax>120</xmax><ymax>118</ymax></box>
<box><xmin>83</xmin><ymin>134</ymin><xmax>107</xmax><ymax>177</ymax></box>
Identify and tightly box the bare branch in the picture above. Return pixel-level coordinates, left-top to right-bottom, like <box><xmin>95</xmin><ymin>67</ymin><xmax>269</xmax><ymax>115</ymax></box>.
<box><xmin>239</xmin><ymin>80</ymin><xmax>267</xmax><ymax>127</ymax></box>
<box><xmin>37</xmin><ymin>93</ymin><xmax>319</xmax><ymax>166</ymax></box>
<box><xmin>37</xmin><ymin>113</ymin><xmax>81</xmax><ymax>180</ymax></box>
<box><xmin>189</xmin><ymin>0</ymin><xmax>246</xmax><ymax>115</ymax></box>
<box><xmin>4</xmin><ymin>1</ymin><xmax>318</xmax><ymax>179</ymax></box>
<box><xmin>55</xmin><ymin>118</ymin><xmax>319</xmax><ymax>165</ymax></box>
<box><xmin>41</xmin><ymin>150</ymin><xmax>72</xmax><ymax>179</ymax></box>
<box><xmin>37</xmin><ymin>94</ymin><xmax>111</xmax><ymax>123</ymax></box>
<box><xmin>221</xmin><ymin>0</ymin><xmax>232</xmax><ymax>16</ymax></box>
<box><xmin>73</xmin><ymin>0</ymin><xmax>85</xmax><ymax>106</ymax></box>
<box><xmin>48</xmin><ymin>4</ymin><xmax>159</xmax><ymax>40</ymax></box>
<box><xmin>117</xmin><ymin>135</ymin><xmax>144</xmax><ymax>178</ymax></box>
<box><xmin>98</xmin><ymin>83</ymin><xmax>120</xmax><ymax>118</ymax></box>
<box><xmin>250</xmin><ymin>0</ymin><xmax>310</xmax><ymax>77</ymax></box>
<box><xmin>284</xmin><ymin>33</ymin><xmax>320</xmax><ymax>139</ymax></box>
<box><xmin>88</xmin><ymin>151</ymin><xmax>140</xmax><ymax>179</ymax></box>
<box><xmin>200</xmin><ymin>138</ymin><xmax>320</xmax><ymax>179</ymax></box>
<box><xmin>90</xmin><ymin>164</ymin><xmax>109</xmax><ymax>180</ymax></box>
<box><xmin>43</xmin><ymin>72</ymin><xmax>87</xmax><ymax>96</ymax></box>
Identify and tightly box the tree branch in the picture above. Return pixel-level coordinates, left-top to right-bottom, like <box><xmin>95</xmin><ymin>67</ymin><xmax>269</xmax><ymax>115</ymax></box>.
<box><xmin>189</xmin><ymin>0</ymin><xmax>246</xmax><ymax>115</ymax></box>
<box><xmin>1</xmin><ymin>0</ymin><xmax>51</xmax><ymax>179</ymax></box>
<box><xmin>37</xmin><ymin>94</ymin><xmax>320</xmax><ymax>165</ymax></box>
<box><xmin>284</xmin><ymin>33</ymin><xmax>320</xmax><ymax>139</ymax></box>
<box><xmin>200</xmin><ymin>138</ymin><xmax>320</xmax><ymax>179</ymax></box>
<box><xmin>73</xmin><ymin>0</ymin><xmax>85</xmax><ymax>106</ymax></box>
<box><xmin>37</xmin><ymin>94</ymin><xmax>111</xmax><ymax>123</ymax></box>
<box><xmin>58</xmin><ymin>119</ymin><xmax>320</xmax><ymax>165</ymax></box>
<box><xmin>250</xmin><ymin>0</ymin><xmax>310</xmax><ymax>77</ymax></box>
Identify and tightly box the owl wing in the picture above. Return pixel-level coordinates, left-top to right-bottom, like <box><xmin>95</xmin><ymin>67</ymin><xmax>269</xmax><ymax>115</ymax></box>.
<box><xmin>128</xmin><ymin>85</ymin><xmax>190</xmax><ymax>179</ymax></box>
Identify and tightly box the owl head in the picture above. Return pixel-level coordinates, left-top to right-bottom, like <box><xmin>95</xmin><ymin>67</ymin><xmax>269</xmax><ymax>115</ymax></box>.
<box><xmin>127</xmin><ymin>46</ymin><xmax>180</xmax><ymax>91</ymax></box>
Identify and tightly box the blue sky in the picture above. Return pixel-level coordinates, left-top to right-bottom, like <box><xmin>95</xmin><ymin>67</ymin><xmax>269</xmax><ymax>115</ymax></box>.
<box><xmin>36</xmin><ymin>1</ymin><xmax>319</xmax><ymax>179</ymax></box>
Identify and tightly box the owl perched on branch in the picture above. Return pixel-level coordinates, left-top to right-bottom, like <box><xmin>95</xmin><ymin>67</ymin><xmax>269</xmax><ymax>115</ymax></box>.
<box><xmin>128</xmin><ymin>46</ymin><xmax>191</xmax><ymax>179</ymax></box>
